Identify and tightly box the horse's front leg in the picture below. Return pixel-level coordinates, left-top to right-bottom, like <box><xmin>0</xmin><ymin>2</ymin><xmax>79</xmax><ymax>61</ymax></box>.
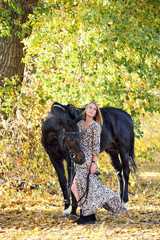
<box><xmin>67</xmin><ymin>159</ymin><xmax>78</xmax><ymax>217</ymax></box>
<box><xmin>50</xmin><ymin>157</ymin><xmax>70</xmax><ymax>216</ymax></box>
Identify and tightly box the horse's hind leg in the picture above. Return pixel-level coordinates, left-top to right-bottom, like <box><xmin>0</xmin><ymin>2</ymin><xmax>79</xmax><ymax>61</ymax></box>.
<box><xmin>119</xmin><ymin>150</ymin><xmax>130</xmax><ymax>210</ymax></box>
<box><xmin>50</xmin><ymin>157</ymin><xmax>70</xmax><ymax>216</ymax></box>
<box><xmin>107</xmin><ymin>150</ymin><xmax>123</xmax><ymax>202</ymax></box>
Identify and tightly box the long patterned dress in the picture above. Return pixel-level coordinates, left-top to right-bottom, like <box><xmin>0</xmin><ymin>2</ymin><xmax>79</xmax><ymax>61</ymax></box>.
<box><xmin>74</xmin><ymin>120</ymin><xmax>121</xmax><ymax>216</ymax></box>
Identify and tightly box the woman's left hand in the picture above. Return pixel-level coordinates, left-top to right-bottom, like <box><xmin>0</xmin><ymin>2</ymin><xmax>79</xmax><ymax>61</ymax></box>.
<box><xmin>90</xmin><ymin>162</ymin><xmax>96</xmax><ymax>174</ymax></box>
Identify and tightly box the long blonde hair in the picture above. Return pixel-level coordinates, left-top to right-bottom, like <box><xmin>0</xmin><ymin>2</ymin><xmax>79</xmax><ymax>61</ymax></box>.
<box><xmin>84</xmin><ymin>102</ymin><xmax>103</xmax><ymax>127</ymax></box>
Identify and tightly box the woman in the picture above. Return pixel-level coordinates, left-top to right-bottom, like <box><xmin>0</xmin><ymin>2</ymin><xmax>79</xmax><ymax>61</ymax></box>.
<box><xmin>71</xmin><ymin>102</ymin><xmax>121</xmax><ymax>224</ymax></box>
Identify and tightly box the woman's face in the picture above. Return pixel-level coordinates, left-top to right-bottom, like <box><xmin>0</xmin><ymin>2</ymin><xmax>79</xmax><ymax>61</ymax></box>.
<box><xmin>86</xmin><ymin>103</ymin><xmax>97</xmax><ymax>118</ymax></box>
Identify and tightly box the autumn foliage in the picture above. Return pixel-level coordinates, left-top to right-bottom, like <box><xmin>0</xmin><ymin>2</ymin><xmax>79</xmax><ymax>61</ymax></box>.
<box><xmin>0</xmin><ymin>0</ymin><xmax>160</xmax><ymax>239</ymax></box>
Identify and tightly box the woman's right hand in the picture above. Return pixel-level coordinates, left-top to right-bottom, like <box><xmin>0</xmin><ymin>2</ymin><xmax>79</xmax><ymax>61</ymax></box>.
<box><xmin>90</xmin><ymin>162</ymin><xmax>96</xmax><ymax>174</ymax></box>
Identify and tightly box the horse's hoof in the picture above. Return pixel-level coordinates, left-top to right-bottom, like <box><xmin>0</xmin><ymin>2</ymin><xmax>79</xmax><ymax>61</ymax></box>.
<box><xmin>121</xmin><ymin>202</ymin><xmax>127</xmax><ymax>211</ymax></box>
<box><xmin>62</xmin><ymin>207</ymin><xmax>70</xmax><ymax>216</ymax></box>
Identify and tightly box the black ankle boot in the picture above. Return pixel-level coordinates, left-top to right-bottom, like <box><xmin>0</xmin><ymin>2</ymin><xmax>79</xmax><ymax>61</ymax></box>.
<box><xmin>72</xmin><ymin>209</ymin><xmax>83</xmax><ymax>223</ymax></box>
<box><xmin>77</xmin><ymin>214</ymin><xmax>96</xmax><ymax>225</ymax></box>
<box><xmin>90</xmin><ymin>214</ymin><xmax>96</xmax><ymax>222</ymax></box>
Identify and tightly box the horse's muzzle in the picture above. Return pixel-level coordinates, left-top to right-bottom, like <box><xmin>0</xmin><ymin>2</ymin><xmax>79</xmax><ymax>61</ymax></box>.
<box><xmin>76</xmin><ymin>152</ymin><xmax>85</xmax><ymax>165</ymax></box>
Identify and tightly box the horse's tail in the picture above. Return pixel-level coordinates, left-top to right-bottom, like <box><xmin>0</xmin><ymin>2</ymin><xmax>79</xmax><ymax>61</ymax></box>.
<box><xmin>129</xmin><ymin>132</ymin><xmax>137</xmax><ymax>172</ymax></box>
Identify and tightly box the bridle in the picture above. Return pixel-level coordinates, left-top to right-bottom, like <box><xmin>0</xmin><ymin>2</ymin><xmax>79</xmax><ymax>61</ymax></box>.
<box><xmin>62</xmin><ymin>128</ymin><xmax>79</xmax><ymax>159</ymax></box>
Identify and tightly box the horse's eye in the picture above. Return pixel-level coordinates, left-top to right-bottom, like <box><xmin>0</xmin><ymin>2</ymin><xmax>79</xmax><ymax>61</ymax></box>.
<box><xmin>70</xmin><ymin>153</ymin><xmax>76</xmax><ymax>159</ymax></box>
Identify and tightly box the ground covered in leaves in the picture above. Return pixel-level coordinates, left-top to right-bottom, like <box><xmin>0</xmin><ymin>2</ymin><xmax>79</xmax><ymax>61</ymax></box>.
<box><xmin>0</xmin><ymin>157</ymin><xmax>160</xmax><ymax>240</ymax></box>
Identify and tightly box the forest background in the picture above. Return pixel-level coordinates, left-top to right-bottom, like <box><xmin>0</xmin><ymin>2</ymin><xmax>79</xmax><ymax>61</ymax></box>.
<box><xmin>0</xmin><ymin>0</ymin><xmax>160</xmax><ymax>239</ymax></box>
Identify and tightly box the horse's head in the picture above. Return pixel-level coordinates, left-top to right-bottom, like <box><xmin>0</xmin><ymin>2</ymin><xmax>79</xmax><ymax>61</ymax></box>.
<box><xmin>58</xmin><ymin>116</ymin><xmax>85</xmax><ymax>165</ymax></box>
<box><xmin>61</xmin><ymin>127</ymin><xmax>85</xmax><ymax>164</ymax></box>
<box><xmin>45</xmin><ymin>103</ymin><xmax>85</xmax><ymax>165</ymax></box>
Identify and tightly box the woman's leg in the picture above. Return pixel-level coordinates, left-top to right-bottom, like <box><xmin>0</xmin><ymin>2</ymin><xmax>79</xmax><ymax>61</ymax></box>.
<box><xmin>71</xmin><ymin>178</ymin><xmax>96</xmax><ymax>224</ymax></box>
<box><xmin>71</xmin><ymin>178</ymin><xmax>82</xmax><ymax>209</ymax></box>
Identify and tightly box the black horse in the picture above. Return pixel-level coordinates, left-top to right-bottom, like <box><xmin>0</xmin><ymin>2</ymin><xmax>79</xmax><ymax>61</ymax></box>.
<box><xmin>41</xmin><ymin>103</ymin><xmax>85</xmax><ymax>216</ymax></box>
<box><xmin>42</xmin><ymin>102</ymin><xmax>136</xmax><ymax>215</ymax></box>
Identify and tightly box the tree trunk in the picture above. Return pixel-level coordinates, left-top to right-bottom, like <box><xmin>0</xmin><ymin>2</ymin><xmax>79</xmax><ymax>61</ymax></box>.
<box><xmin>0</xmin><ymin>29</ymin><xmax>25</xmax><ymax>85</ymax></box>
<box><xmin>0</xmin><ymin>0</ymin><xmax>38</xmax><ymax>86</ymax></box>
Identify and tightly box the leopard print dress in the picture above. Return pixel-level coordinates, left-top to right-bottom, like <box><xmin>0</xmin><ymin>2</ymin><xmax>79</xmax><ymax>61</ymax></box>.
<box><xmin>74</xmin><ymin>120</ymin><xmax>121</xmax><ymax>216</ymax></box>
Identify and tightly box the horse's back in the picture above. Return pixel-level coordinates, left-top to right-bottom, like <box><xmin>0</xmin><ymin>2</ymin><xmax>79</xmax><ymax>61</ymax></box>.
<box><xmin>100</xmin><ymin>106</ymin><xmax>134</xmax><ymax>152</ymax></box>
<box><xmin>101</xmin><ymin>107</ymin><xmax>133</xmax><ymax>124</ymax></box>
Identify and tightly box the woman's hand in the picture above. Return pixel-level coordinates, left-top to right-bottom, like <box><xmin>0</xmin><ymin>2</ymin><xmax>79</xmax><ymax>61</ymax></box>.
<box><xmin>90</xmin><ymin>162</ymin><xmax>96</xmax><ymax>174</ymax></box>
<box><xmin>90</xmin><ymin>155</ymin><xmax>98</xmax><ymax>174</ymax></box>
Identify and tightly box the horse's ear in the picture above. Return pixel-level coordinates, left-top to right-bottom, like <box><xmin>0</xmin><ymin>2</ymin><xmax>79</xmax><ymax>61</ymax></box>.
<box><xmin>68</xmin><ymin>104</ymin><xmax>79</xmax><ymax>118</ymax></box>
<box><xmin>74</xmin><ymin>113</ymin><xmax>84</xmax><ymax>123</ymax></box>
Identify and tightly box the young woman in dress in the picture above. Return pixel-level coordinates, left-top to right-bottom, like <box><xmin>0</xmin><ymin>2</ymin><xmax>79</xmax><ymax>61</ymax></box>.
<box><xmin>71</xmin><ymin>102</ymin><xmax>121</xmax><ymax>224</ymax></box>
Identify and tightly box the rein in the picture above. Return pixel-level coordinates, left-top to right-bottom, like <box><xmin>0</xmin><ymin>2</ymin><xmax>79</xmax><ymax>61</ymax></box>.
<box><xmin>62</xmin><ymin>129</ymin><xmax>99</xmax><ymax>207</ymax></box>
<box><xmin>77</xmin><ymin>173</ymin><xmax>90</xmax><ymax>206</ymax></box>
<box><xmin>62</xmin><ymin>128</ymin><xmax>78</xmax><ymax>201</ymax></box>
<box><xmin>62</xmin><ymin>126</ymin><xmax>96</xmax><ymax>208</ymax></box>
